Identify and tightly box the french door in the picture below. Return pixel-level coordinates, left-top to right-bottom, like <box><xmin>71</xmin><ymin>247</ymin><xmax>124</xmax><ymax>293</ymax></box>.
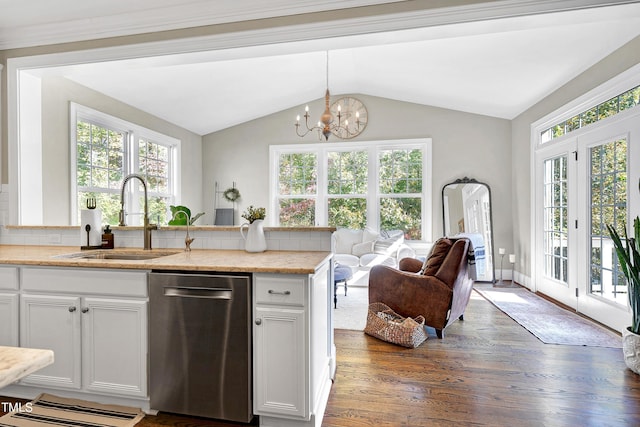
<box><xmin>535</xmin><ymin>110</ymin><xmax>640</xmax><ymax>332</ymax></box>
<box><xmin>535</xmin><ymin>140</ymin><xmax>577</xmax><ymax>306</ymax></box>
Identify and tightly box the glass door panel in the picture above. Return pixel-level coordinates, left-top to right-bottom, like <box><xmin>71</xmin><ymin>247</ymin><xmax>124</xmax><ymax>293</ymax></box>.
<box><xmin>589</xmin><ymin>138</ymin><xmax>628</xmax><ymax>303</ymax></box>
<box><xmin>535</xmin><ymin>141</ymin><xmax>577</xmax><ymax>307</ymax></box>
<box><xmin>543</xmin><ymin>156</ymin><xmax>568</xmax><ymax>284</ymax></box>
<box><xmin>576</xmin><ymin>111</ymin><xmax>640</xmax><ymax>332</ymax></box>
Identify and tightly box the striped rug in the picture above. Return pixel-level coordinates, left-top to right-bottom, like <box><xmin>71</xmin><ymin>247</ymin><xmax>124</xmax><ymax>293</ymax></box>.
<box><xmin>0</xmin><ymin>394</ymin><xmax>145</xmax><ymax>427</ymax></box>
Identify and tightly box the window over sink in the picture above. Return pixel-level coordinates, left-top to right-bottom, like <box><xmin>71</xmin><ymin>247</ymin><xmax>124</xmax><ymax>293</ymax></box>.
<box><xmin>71</xmin><ymin>103</ymin><xmax>180</xmax><ymax>226</ymax></box>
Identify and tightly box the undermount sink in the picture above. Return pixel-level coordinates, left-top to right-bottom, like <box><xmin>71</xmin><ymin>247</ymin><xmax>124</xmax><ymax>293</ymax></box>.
<box><xmin>55</xmin><ymin>250</ymin><xmax>180</xmax><ymax>260</ymax></box>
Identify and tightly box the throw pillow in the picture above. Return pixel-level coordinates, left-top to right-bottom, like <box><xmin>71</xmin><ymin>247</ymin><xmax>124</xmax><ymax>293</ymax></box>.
<box><xmin>374</xmin><ymin>236</ymin><xmax>402</xmax><ymax>256</ymax></box>
<box><xmin>420</xmin><ymin>238</ymin><xmax>452</xmax><ymax>275</ymax></box>
<box><xmin>333</xmin><ymin>228</ymin><xmax>363</xmax><ymax>254</ymax></box>
<box><xmin>363</xmin><ymin>227</ymin><xmax>380</xmax><ymax>243</ymax></box>
<box><xmin>352</xmin><ymin>240</ymin><xmax>375</xmax><ymax>257</ymax></box>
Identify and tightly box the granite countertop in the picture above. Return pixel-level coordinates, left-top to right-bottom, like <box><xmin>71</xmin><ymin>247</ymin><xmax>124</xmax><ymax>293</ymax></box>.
<box><xmin>0</xmin><ymin>346</ymin><xmax>54</xmax><ymax>389</ymax></box>
<box><xmin>0</xmin><ymin>245</ymin><xmax>332</xmax><ymax>274</ymax></box>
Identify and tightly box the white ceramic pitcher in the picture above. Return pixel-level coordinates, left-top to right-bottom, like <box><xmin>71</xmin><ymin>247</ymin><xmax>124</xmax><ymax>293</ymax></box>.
<box><xmin>240</xmin><ymin>219</ymin><xmax>267</xmax><ymax>252</ymax></box>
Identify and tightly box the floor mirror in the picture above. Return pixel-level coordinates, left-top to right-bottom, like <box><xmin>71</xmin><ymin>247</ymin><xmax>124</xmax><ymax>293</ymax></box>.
<box><xmin>442</xmin><ymin>177</ymin><xmax>495</xmax><ymax>282</ymax></box>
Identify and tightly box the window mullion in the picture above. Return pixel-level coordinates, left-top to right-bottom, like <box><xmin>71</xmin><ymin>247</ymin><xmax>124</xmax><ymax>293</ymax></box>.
<box><xmin>367</xmin><ymin>146</ymin><xmax>378</xmax><ymax>230</ymax></box>
<box><xmin>316</xmin><ymin>148</ymin><xmax>327</xmax><ymax>226</ymax></box>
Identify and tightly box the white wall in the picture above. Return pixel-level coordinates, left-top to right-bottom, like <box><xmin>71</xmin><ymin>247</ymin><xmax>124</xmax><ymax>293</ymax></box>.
<box><xmin>39</xmin><ymin>76</ymin><xmax>203</xmax><ymax>225</ymax></box>
<box><xmin>202</xmin><ymin>94</ymin><xmax>513</xmax><ymax>248</ymax></box>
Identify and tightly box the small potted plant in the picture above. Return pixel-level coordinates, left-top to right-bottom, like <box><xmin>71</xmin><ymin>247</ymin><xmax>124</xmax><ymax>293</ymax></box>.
<box><xmin>168</xmin><ymin>205</ymin><xmax>204</xmax><ymax>225</ymax></box>
<box><xmin>607</xmin><ymin>216</ymin><xmax>640</xmax><ymax>375</ymax></box>
<box><xmin>241</xmin><ymin>205</ymin><xmax>266</xmax><ymax>224</ymax></box>
<box><xmin>240</xmin><ymin>205</ymin><xmax>267</xmax><ymax>252</ymax></box>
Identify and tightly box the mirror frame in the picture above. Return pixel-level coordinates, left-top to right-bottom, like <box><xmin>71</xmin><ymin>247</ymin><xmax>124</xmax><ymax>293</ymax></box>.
<box><xmin>441</xmin><ymin>176</ymin><xmax>495</xmax><ymax>283</ymax></box>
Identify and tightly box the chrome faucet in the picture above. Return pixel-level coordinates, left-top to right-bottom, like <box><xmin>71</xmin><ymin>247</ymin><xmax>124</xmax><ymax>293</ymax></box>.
<box><xmin>171</xmin><ymin>210</ymin><xmax>195</xmax><ymax>252</ymax></box>
<box><xmin>119</xmin><ymin>174</ymin><xmax>157</xmax><ymax>250</ymax></box>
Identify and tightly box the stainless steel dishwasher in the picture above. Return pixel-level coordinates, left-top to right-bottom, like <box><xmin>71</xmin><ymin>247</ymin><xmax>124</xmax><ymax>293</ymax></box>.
<box><xmin>149</xmin><ymin>271</ymin><xmax>253</xmax><ymax>423</ymax></box>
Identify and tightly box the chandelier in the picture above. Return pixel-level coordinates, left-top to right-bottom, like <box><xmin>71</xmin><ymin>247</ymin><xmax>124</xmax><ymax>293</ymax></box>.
<box><xmin>294</xmin><ymin>52</ymin><xmax>364</xmax><ymax>141</ymax></box>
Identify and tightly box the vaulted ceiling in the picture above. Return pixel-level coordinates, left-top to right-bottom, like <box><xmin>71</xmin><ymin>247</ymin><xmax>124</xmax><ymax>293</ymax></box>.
<box><xmin>4</xmin><ymin>1</ymin><xmax>640</xmax><ymax>135</ymax></box>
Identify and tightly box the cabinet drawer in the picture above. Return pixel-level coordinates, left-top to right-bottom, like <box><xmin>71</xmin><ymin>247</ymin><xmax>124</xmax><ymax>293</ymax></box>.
<box><xmin>0</xmin><ymin>267</ymin><xmax>18</xmax><ymax>290</ymax></box>
<box><xmin>255</xmin><ymin>274</ymin><xmax>306</xmax><ymax>307</ymax></box>
<box><xmin>21</xmin><ymin>267</ymin><xmax>148</xmax><ymax>297</ymax></box>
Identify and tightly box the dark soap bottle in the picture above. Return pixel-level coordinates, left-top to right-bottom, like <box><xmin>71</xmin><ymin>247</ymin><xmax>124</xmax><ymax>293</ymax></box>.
<box><xmin>101</xmin><ymin>225</ymin><xmax>114</xmax><ymax>249</ymax></box>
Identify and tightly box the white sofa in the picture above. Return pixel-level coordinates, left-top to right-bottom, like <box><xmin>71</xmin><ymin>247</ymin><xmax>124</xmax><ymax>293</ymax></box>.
<box><xmin>331</xmin><ymin>228</ymin><xmax>415</xmax><ymax>286</ymax></box>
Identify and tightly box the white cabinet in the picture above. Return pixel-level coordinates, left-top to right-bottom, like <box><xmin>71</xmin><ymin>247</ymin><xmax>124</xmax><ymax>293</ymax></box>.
<box><xmin>254</xmin><ymin>305</ymin><xmax>307</xmax><ymax>417</ymax></box>
<box><xmin>82</xmin><ymin>297</ymin><xmax>147</xmax><ymax>396</ymax></box>
<box><xmin>20</xmin><ymin>294</ymin><xmax>82</xmax><ymax>389</ymax></box>
<box><xmin>0</xmin><ymin>292</ymin><xmax>19</xmax><ymax>346</ymax></box>
<box><xmin>0</xmin><ymin>267</ymin><xmax>19</xmax><ymax>346</ymax></box>
<box><xmin>253</xmin><ymin>259</ymin><xmax>334</xmax><ymax>427</ymax></box>
<box><xmin>19</xmin><ymin>267</ymin><xmax>148</xmax><ymax>398</ymax></box>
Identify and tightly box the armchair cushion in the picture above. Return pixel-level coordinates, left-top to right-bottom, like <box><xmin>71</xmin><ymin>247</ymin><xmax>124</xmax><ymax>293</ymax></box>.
<box><xmin>435</xmin><ymin>239</ymin><xmax>468</xmax><ymax>288</ymax></box>
<box><xmin>420</xmin><ymin>238</ymin><xmax>452</xmax><ymax>275</ymax></box>
<box><xmin>352</xmin><ymin>240</ymin><xmax>376</xmax><ymax>256</ymax></box>
<box><xmin>334</xmin><ymin>253</ymin><xmax>359</xmax><ymax>268</ymax></box>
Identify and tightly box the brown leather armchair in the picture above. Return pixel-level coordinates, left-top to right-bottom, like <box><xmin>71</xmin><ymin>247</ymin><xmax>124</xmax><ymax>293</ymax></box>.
<box><xmin>368</xmin><ymin>238</ymin><xmax>474</xmax><ymax>338</ymax></box>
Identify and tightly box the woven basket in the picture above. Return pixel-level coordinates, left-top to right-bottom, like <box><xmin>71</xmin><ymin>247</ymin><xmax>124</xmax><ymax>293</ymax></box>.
<box><xmin>364</xmin><ymin>302</ymin><xmax>428</xmax><ymax>348</ymax></box>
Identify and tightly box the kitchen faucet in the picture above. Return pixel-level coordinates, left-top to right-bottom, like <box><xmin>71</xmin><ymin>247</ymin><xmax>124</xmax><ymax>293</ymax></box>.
<box><xmin>171</xmin><ymin>210</ymin><xmax>195</xmax><ymax>251</ymax></box>
<box><xmin>119</xmin><ymin>174</ymin><xmax>157</xmax><ymax>250</ymax></box>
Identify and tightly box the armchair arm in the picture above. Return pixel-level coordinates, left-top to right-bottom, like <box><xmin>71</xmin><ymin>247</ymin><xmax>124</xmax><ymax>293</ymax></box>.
<box><xmin>368</xmin><ymin>264</ymin><xmax>454</xmax><ymax>330</ymax></box>
<box><xmin>398</xmin><ymin>257</ymin><xmax>423</xmax><ymax>273</ymax></box>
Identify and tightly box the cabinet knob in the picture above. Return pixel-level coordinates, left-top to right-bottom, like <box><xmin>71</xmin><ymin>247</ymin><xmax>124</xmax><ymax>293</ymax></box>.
<box><xmin>81</xmin><ymin>307</ymin><xmax>90</xmax><ymax>313</ymax></box>
<box><xmin>255</xmin><ymin>318</ymin><xmax>262</xmax><ymax>325</ymax></box>
<box><xmin>68</xmin><ymin>306</ymin><xmax>77</xmax><ymax>312</ymax></box>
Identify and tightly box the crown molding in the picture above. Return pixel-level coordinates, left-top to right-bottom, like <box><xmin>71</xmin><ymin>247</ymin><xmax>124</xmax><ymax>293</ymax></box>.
<box><xmin>0</xmin><ymin>0</ymin><xmax>402</xmax><ymax>50</ymax></box>
<box><xmin>1</xmin><ymin>0</ymin><xmax>635</xmax><ymax>51</ymax></box>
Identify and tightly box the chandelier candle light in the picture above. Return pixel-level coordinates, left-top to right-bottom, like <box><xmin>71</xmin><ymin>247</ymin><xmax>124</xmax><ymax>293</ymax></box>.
<box><xmin>295</xmin><ymin>52</ymin><xmax>366</xmax><ymax>141</ymax></box>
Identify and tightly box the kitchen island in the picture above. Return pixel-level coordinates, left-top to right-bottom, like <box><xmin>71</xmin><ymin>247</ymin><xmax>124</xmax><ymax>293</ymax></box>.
<box><xmin>0</xmin><ymin>346</ymin><xmax>54</xmax><ymax>389</ymax></box>
<box><xmin>0</xmin><ymin>245</ymin><xmax>334</xmax><ymax>427</ymax></box>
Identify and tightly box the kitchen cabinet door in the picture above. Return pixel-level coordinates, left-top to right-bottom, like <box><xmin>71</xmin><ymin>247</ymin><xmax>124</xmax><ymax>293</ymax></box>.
<box><xmin>0</xmin><ymin>293</ymin><xmax>18</xmax><ymax>346</ymax></box>
<box><xmin>82</xmin><ymin>298</ymin><xmax>147</xmax><ymax>397</ymax></box>
<box><xmin>253</xmin><ymin>306</ymin><xmax>307</xmax><ymax>418</ymax></box>
<box><xmin>20</xmin><ymin>294</ymin><xmax>82</xmax><ymax>389</ymax></box>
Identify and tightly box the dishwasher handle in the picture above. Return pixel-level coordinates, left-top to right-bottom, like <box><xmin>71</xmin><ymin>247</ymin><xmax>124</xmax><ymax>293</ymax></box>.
<box><xmin>163</xmin><ymin>286</ymin><xmax>232</xmax><ymax>300</ymax></box>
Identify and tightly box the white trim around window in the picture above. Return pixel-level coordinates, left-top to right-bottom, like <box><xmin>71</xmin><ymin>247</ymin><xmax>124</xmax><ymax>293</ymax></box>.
<box><xmin>70</xmin><ymin>103</ymin><xmax>181</xmax><ymax>225</ymax></box>
<box><xmin>269</xmin><ymin>138</ymin><xmax>432</xmax><ymax>242</ymax></box>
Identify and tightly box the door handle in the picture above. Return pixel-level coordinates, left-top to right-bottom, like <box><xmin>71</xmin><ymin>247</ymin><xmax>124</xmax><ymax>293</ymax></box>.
<box><xmin>255</xmin><ymin>318</ymin><xmax>262</xmax><ymax>325</ymax></box>
<box><xmin>163</xmin><ymin>286</ymin><xmax>232</xmax><ymax>300</ymax></box>
<box><xmin>68</xmin><ymin>306</ymin><xmax>76</xmax><ymax>312</ymax></box>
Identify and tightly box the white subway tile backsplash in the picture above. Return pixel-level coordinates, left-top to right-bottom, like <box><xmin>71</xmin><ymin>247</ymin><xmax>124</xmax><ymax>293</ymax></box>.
<box><xmin>0</xmin><ymin>221</ymin><xmax>331</xmax><ymax>253</ymax></box>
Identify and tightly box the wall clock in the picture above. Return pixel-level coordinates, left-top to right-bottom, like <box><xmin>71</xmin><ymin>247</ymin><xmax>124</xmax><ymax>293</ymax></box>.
<box><xmin>329</xmin><ymin>97</ymin><xmax>368</xmax><ymax>139</ymax></box>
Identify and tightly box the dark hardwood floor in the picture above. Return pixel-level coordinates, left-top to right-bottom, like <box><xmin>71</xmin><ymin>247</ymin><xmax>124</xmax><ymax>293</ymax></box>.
<box><xmin>3</xmin><ymin>288</ymin><xmax>640</xmax><ymax>426</ymax></box>
<box><xmin>324</xmin><ymin>291</ymin><xmax>640</xmax><ymax>426</ymax></box>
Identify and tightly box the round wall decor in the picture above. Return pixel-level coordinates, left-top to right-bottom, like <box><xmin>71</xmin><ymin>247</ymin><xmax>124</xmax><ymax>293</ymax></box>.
<box><xmin>222</xmin><ymin>187</ymin><xmax>241</xmax><ymax>202</ymax></box>
<box><xmin>329</xmin><ymin>96</ymin><xmax>368</xmax><ymax>139</ymax></box>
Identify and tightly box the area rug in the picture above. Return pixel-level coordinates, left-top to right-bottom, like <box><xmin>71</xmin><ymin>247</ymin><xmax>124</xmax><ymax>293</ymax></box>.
<box><xmin>333</xmin><ymin>286</ymin><xmax>369</xmax><ymax>331</ymax></box>
<box><xmin>0</xmin><ymin>393</ymin><xmax>145</xmax><ymax>427</ymax></box>
<box><xmin>474</xmin><ymin>285</ymin><xmax>622</xmax><ymax>348</ymax></box>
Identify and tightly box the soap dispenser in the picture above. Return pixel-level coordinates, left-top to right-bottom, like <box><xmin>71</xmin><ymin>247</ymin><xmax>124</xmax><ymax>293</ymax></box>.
<box><xmin>101</xmin><ymin>225</ymin><xmax>114</xmax><ymax>249</ymax></box>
